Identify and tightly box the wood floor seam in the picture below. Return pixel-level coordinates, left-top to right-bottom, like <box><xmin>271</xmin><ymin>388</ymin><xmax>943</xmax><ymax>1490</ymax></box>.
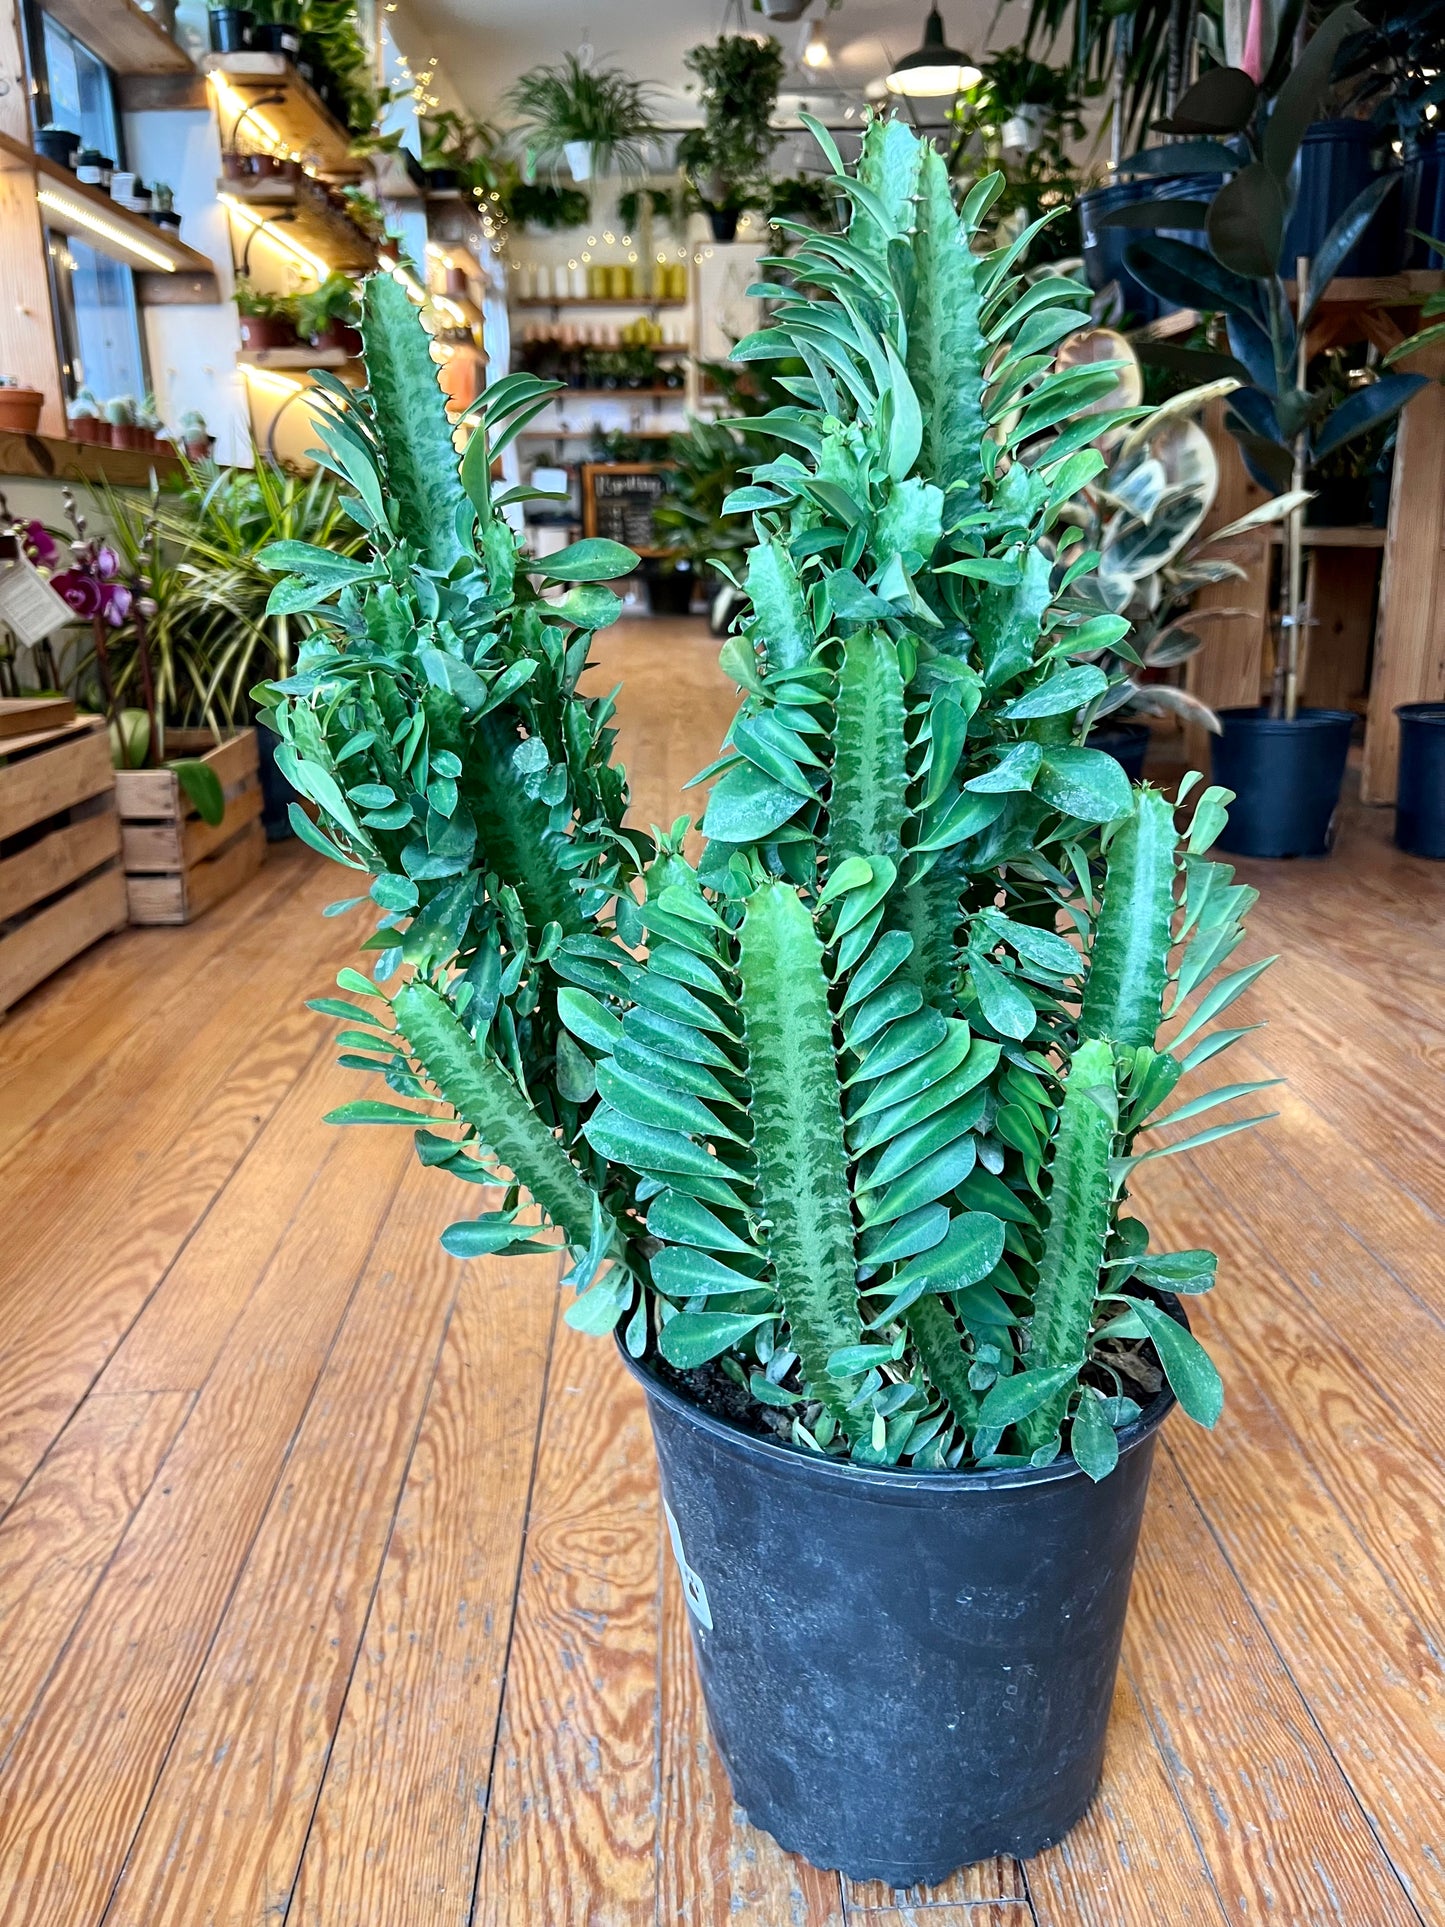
<box><xmin>1160</xmin><ymin>1439</ymin><xmax>1431</xmax><ymax>1927</ymax></box>
<box><xmin>88</xmin><ymin>1154</ymin><xmax>409</xmax><ymax>1927</ymax></box>
<box><xmin>277</xmin><ymin>1287</ymin><xmax>466</xmax><ymax>1925</ymax></box>
<box><xmin>464</xmin><ymin>1278</ymin><xmax>563</xmax><ymax>1927</ymax></box>
<box><xmin>0</xmin><ymin>1027</ymin><xmax>334</xmax><ymax>1536</ymax></box>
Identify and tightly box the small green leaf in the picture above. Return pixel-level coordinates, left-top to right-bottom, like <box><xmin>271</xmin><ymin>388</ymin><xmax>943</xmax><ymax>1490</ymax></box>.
<box><xmin>536</xmin><ymin>538</ymin><xmax>639</xmax><ymax>582</ymax></box>
<box><xmin>657</xmin><ymin>1310</ymin><xmax>771</xmax><ymax>1368</ymax></box>
<box><xmin>324</xmin><ymin>1099</ymin><xmax>422</xmax><ymax>1125</ymax></box>
<box><xmin>1070</xmin><ymin>1388</ymin><xmax>1120</xmax><ymax>1482</ymax></box>
<box><xmin>978</xmin><ymin>1363</ymin><xmax>1079</xmax><ymax>1431</ymax></box>
<box><xmin>1129</xmin><ymin>1298</ymin><xmax>1223</xmax><ymax>1425</ymax></box>
<box><xmin>967</xmin><ymin>951</ymin><xmax>1035</xmax><ymax>1041</ymax></box>
<box><xmin>1132</xmin><ymin>1249</ymin><xmax>1218</xmax><ymax>1293</ymax></box>
<box><xmin>173</xmin><ymin>759</ymin><xmax>226</xmax><ymax>827</ymax></box>
<box><xmin>1001</xmin><ymin>665</ymin><xmax>1109</xmax><ymax>720</ymax></box>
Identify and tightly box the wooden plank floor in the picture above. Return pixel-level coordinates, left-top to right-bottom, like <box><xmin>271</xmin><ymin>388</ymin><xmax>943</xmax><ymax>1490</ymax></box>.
<box><xmin>1</xmin><ymin>616</ymin><xmax>1441</xmax><ymax>1926</ymax></box>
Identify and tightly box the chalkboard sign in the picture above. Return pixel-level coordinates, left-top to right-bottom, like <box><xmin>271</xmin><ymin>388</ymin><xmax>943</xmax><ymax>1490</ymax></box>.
<box><xmin>581</xmin><ymin>463</ymin><xmax>674</xmax><ymax>557</ymax></box>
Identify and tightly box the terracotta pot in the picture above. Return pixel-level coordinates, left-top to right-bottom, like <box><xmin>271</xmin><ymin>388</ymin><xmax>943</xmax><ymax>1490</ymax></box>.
<box><xmin>0</xmin><ymin>388</ymin><xmax>44</xmax><ymax>434</ymax></box>
<box><xmin>107</xmin><ymin>422</ymin><xmax>146</xmax><ymax>449</ymax></box>
<box><xmin>69</xmin><ymin>415</ymin><xmax>104</xmax><ymax>444</ymax></box>
<box><xmin>238</xmin><ymin>313</ymin><xmax>300</xmax><ymax>352</ymax></box>
<box><xmin>223</xmin><ymin>152</ymin><xmax>299</xmax><ymax>183</ymax></box>
<box><xmin>311</xmin><ymin>320</ymin><xmax>363</xmax><ymax>356</ymax></box>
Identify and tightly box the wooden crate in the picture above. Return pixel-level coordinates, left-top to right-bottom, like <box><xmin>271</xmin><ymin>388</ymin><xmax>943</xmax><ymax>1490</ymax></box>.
<box><xmin>0</xmin><ymin>716</ymin><xmax>126</xmax><ymax>1015</ymax></box>
<box><xmin>115</xmin><ymin>728</ymin><xmax>266</xmax><ymax>926</ymax></box>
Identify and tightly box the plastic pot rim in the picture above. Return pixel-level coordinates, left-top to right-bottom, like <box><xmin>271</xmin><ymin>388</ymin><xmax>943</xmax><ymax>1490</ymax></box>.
<box><xmin>1216</xmin><ymin>705</ymin><xmax>1356</xmax><ymax>733</ymax></box>
<box><xmin>616</xmin><ymin>1304</ymin><xmax>1181</xmax><ymax>1502</ymax></box>
<box><xmin>1395</xmin><ymin>702</ymin><xmax>1445</xmax><ymax>724</ymax></box>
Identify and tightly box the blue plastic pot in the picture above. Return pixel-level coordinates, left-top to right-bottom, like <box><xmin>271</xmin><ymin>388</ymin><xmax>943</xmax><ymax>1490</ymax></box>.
<box><xmin>1080</xmin><ymin>175</ymin><xmax>1223</xmax><ymax>322</ymax></box>
<box><xmin>1404</xmin><ymin>130</ymin><xmax>1445</xmax><ymax>268</ymax></box>
<box><xmin>1281</xmin><ymin>121</ymin><xmax>1401</xmax><ymax>278</ymax></box>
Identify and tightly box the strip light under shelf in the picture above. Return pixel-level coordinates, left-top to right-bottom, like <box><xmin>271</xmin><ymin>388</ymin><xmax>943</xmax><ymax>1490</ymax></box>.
<box><xmin>36</xmin><ymin>187</ymin><xmax>179</xmax><ymax>272</ymax></box>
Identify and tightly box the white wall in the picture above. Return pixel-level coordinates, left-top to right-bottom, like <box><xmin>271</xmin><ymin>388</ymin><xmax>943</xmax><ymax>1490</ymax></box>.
<box><xmin>122</xmin><ymin>100</ymin><xmax>250</xmax><ymax>463</ymax></box>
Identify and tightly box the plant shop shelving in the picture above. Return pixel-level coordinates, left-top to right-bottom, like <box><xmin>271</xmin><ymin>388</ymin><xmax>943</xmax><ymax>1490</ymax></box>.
<box><xmin>203</xmin><ymin>51</ymin><xmax>358</xmax><ymax>175</ymax></box>
<box><xmin>41</xmin><ymin>0</ymin><xmax>192</xmax><ymax>75</ymax></box>
<box><xmin>0</xmin><ymin>133</ymin><xmax>215</xmax><ymax>280</ymax></box>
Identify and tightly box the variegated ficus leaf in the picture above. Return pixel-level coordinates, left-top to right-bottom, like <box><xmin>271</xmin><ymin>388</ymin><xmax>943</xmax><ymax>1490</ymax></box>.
<box><xmin>264</xmin><ymin>121</ymin><xmax>1271</xmax><ymax>1480</ymax></box>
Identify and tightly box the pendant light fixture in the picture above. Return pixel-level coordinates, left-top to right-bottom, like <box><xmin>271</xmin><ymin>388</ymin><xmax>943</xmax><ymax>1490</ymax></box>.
<box><xmin>801</xmin><ymin>20</ymin><xmax>831</xmax><ymax>68</ymax></box>
<box><xmin>884</xmin><ymin>6</ymin><xmax>981</xmax><ymax>97</ymax></box>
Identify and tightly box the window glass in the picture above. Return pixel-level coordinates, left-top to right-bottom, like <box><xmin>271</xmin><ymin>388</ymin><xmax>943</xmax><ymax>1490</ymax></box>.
<box><xmin>48</xmin><ymin>234</ymin><xmax>148</xmax><ymax>407</ymax></box>
<box><xmin>40</xmin><ymin>14</ymin><xmax>122</xmax><ymax>160</ymax></box>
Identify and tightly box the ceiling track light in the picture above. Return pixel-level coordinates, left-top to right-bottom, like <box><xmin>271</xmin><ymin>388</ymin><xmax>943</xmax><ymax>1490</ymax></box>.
<box><xmin>885</xmin><ymin>6</ymin><xmax>981</xmax><ymax>98</ymax></box>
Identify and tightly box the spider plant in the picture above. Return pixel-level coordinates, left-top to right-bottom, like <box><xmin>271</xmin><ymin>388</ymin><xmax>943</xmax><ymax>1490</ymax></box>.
<box><xmin>506</xmin><ymin>51</ymin><xmax>660</xmax><ymax>181</ymax></box>
<box><xmin>106</xmin><ymin>457</ymin><xmax>359</xmax><ymax>732</ymax></box>
<box><xmin>262</xmin><ymin>113</ymin><xmax>1274</xmax><ymax>1484</ymax></box>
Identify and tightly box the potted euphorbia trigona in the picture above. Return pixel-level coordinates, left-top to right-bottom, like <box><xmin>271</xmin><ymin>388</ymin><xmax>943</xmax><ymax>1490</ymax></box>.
<box><xmin>259</xmin><ymin>116</ymin><xmax>1274</xmax><ymax>1886</ymax></box>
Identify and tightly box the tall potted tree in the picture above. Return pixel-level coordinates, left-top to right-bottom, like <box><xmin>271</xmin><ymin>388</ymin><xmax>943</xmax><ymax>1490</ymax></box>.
<box><xmin>261</xmin><ymin>118</ymin><xmax>1274</xmax><ymax>1884</ymax></box>
<box><xmin>1116</xmin><ymin>5</ymin><xmax>1429</xmax><ymax>855</ymax></box>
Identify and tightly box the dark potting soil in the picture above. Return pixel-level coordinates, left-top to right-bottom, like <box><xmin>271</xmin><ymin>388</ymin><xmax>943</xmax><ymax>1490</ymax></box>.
<box><xmin>644</xmin><ymin>1335</ymin><xmax>1169</xmax><ymax>1461</ymax></box>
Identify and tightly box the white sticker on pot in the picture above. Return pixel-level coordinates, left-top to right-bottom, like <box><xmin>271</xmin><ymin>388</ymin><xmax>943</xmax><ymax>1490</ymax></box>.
<box><xmin>663</xmin><ymin>1499</ymin><xmax>713</xmax><ymax>1632</ymax></box>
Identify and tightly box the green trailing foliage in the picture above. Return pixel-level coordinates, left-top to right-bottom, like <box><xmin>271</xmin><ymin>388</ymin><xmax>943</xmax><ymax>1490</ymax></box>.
<box><xmin>263</xmin><ymin>122</ymin><xmax>1275</xmax><ymax>1481</ymax></box>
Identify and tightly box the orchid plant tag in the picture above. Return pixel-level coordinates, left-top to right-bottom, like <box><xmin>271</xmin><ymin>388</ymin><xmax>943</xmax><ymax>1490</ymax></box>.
<box><xmin>0</xmin><ymin>555</ymin><xmax>74</xmax><ymax>644</ymax></box>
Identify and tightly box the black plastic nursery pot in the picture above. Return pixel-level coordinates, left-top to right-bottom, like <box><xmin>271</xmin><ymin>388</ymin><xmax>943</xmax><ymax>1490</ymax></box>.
<box><xmin>1088</xmin><ymin>720</ymin><xmax>1150</xmax><ymax>783</ymax></box>
<box><xmin>1395</xmin><ymin>703</ymin><xmax>1445</xmax><ymax>858</ymax></box>
<box><xmin>1281</xmin><ymin>122</ymin><xmax>1400</xmax><ymax>278</ymax></box>
<box><xmin>645</xmin><ymin>560</ymin><xmax>696</xmax><ymax>616</ymax></box>
<box><xmin>256</xmin><ymin>723</ymin><xmax>297</xmax><ymax>841</ymax></box>
<box><xmin>251</xmin><ymin>19</ymin><xmax>300</xmax><ymax>56</ymax></box>
<box><xmin>1210</xmin><ymin>707</ymin><xmax>1354</xmax><ymax>858</ymax></box>
<box><xmin>207</xmin><ymin>6</ymin><xmax>252</xmax><ymax>51</ymax></box>
<box><xmin>708</xmin><ymin>208</ymin><xmax>741</xmax><ymax>243</ymax></box>
<box><xmin>620</xmin><ymin>1330</ymin><xmax>1180</xmax><ymax>1885</ymax></box>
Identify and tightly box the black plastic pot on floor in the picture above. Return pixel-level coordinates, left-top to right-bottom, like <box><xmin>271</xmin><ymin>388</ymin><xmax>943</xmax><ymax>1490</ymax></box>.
<box><xmin>621</xmin><ymin>1319</ymin><xmax>1182</xmax><ymax>1885</ymax></box>
<box><xmin>207</xmin><ymin>5</ymin><xmax>252</xmax><ymax>51</ymax></box>
<box><xmin>1395</xmin><ymin>703</ymin><xmax>1445</xmax><ymax>857</ymax></box>
<box><xmin>1281</xmin><ymin>122</ymin><xmax>1401</xmax><ymax>277</ymax></box>
<box><xmin>644</xmin><ymin>561</ymin><xmax>695</xmax><ymax>616</ymax></box>
<box><xmin>1210</xmin><ymin>707</ymin><xmax>1354</xmax><ymax>857</ymax></box>
<box><xmin>1088</xmin><ymin>720</ymin><xmax>1150</xmax><ymax>783</ymax></box>
<box><xmin>256</xmin><ymin>723</ymin><xmax>297</xmax><ymax>842</ymax></box>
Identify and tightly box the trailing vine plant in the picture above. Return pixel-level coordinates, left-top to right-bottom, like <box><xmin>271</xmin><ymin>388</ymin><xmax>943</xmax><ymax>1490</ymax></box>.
<box><xmin>260</xmin><ymin>115</ymin><xmax>1275</xmax><ymax>1479</ymax></box>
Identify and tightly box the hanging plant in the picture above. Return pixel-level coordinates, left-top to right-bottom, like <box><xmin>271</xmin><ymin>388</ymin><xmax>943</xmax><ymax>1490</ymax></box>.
<box><xmin>677</xmin><ymin>32</ymin><xmax>785</xmax><ymax>234</ymax></box>
<box><xmin>507</xmin><ymin>51</ymin><xmax>660</xmax><ymax>182</ymax></box>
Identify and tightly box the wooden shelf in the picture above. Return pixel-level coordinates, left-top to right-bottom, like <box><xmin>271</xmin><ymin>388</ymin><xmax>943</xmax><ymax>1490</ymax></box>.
<box><xmin>238</xmin><ymin>347</ymin><xmax>357</xmax><ymax>371</ymax></box>
<box><xmin>530</xmin><ymin>388</ymin><xmax>686</xmax><ymax>402</ymax></box>
<box><xmin>42</xmin><ymin>0</ymin><xmax>193</xmax><ymax>75</ymax></box>
<box><xmin>518</xmin><ymin>427</ymin><xmax>677</xmax><ymax>440</ymax></box>
<box><xmin>217</xmin><ymin>175</ymin><xmax>376</xmax><ymax>271</ymax></box>
<box><xmin>1265</xmin><ymin>524</ymin><xmax>1387</xmax><ymax>548</ymax></box>
<box><xmin>0</xmin><ymin>430</ymin><xmax>180</xmax><ymax>486</ymax></box>
<box><xmin>513</xmin><ymin>298</ymin><xmax>688</xmax><ymax>311</ymax></box>
<box><xmin>0</xmin><ymin>136</ymin><xmax>213</xmax><ymax>279</ymax></box>
<box><xmin>202</xmin><ymin>52</ymin><xmax>357</xmax><ymax>174</ymax></box>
